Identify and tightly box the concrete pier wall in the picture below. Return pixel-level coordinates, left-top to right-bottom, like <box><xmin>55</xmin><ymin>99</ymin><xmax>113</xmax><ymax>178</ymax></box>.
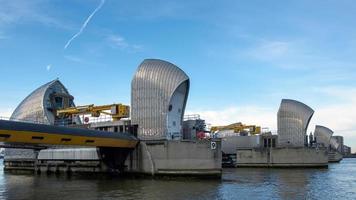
<box><xmin>4</xmin><ymin>148</ymin><xmax>106</xmax><ymax>173</ymax></box>
<box><xmin>35</xmin><ymin>160</ymin><xmax>106</xmax><ymax>173</ymax></box>
<box><xmin>222</xmin><ymin>136</ymin><xmax>260</xmax><ymax>154</ymax></box>
<box><xmin>4</xmin><ymin>140</ymin><xmax>222</xmax><ymax>177</ymax></box>
<box><xmin>328</xmin><ymin>150</ymin><xmax>343</xmax><ymax>163</ymax></box>
<box><xmin>37</xmin><ymin>148</ymin><xmax>100</xmax><ymax>160</ymax></box>
<box><xmin>236</xmin><ymin>147</ymin><xmax>328</xmax><ymax>167</ymax></box>
<box><xmin>125</xmin><ymin>139</ymin><xmax>222</xmax><ymax>177</ymax></box>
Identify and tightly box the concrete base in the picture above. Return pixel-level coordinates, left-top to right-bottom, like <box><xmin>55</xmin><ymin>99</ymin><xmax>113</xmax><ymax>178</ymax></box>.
<box><xmin>125</xmin><ymin>139</ymin><xmax>222</xmax><ymax>177</ymax></box>
<box><xmin>4</xmin><ymin>160</ymin><xmax>112</xmax><ymax>174</ymax></box>
<box><xmin>4</xmin><ymin>159</ymin><xmax>36</xmax><ymax>171</ymax></box>
<box><xmin>35</xmin><ymin>160</ymin><xmax>106</xmax><ymax>174</ymax></box>
<box><xmin>328</xmin><ymin>150</ymin><xmax>343</xmax><ymax>163</ymax></box>
<box><xmin>235</xmin><ymin>147</ymin><xmax>328</xmax><ymax>168</ymax></box>
<box><xmin>4</xmin><ymin>140</ymin><xmax>222</xmax><ymax>178</ymax></box>
<box><xmin>343</xmin><ymin>154</ymin><xmax>356</xmax><ymax>158</ymax></box>
<box><xmin>4</xmin><ymin>148</ymin><xmax>109</xmax><ymax>174</ymax></box>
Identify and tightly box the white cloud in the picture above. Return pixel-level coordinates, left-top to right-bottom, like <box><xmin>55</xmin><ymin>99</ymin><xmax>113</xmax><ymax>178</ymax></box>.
<box><xmin>248</xmin><ymin>40</ymin><xmax>290</xmax><ymax>60</ymax></box>
<box><xmin>0</xmin><ymin>107</ymin><xmax>13</xmax><ymax>118</ymax></box>
<box><xmin>242</xmin><ymin>38</ymin><xmax>356</xmax><ymax>73</ymax></box>
<box><xmin>46</xmin><ymin>64</ymin><xmax>51</xmax><ymax>71</ymax></box>
<box><xmin>0</xmin><ymin>0</ymin><xmax>68</xmax><ymax>29</ymax></box>
<box><xmin>310</xmin><ymin>104</ymin><xmax>356</xmax><ymax>136</ymax></box>
<box><xmin>186</xmin><ymin>106</ymin><xmax>277</xmax><ymax>131</ymax></box>
<box><xmin>308</xmin><ymin>86</ymin><xmax>356</xmax><ymax>140</ymax></box>
<box><xmin>243</xmin><ymin>39</ymin><xmax>314</xmax><ymax>70</ymax></box>
<box><xmin>107</xmin><ymin>34</ymin><xmax>143</xmax><ymax>52</ymax></box>
<box><xmin>108</xmin><ymin>35</ymin><xmax>127</xmax><ymax>48</ymax></box>
<box><xmin>63</xmin><ymin>54</ymin><xmax>102</xmax><ymax>67</ymax></box>
<box><xmin>64</xmin><ymin>55</ymin><xmax>83</xmax><ymax>63</ymax></box>
<box><xmin>315</xmin><ymin>86</ymin><xmax>356</xmax><ymax>102</ymax></box>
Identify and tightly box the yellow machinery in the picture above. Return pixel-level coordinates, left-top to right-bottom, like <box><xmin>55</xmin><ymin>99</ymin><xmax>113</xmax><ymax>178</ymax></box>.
<box><xmin>56</xmin><ymin>103</ymin><xmax>130</xmax><ymax>121</ymax></box>
<box><xmin>210</xmin><ymin>122</ymin><xmax>261</xmax><ymax>135</ymax></box>
<box><xmin>0</xmin><ymin>119</ymin><xmax>138</xmax><ymax>148</ymax></box>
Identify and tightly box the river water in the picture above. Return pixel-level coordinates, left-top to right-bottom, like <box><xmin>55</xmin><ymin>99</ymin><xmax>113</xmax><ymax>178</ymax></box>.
<box><xmin>0</xmin><ymin>159</ymin><xmax>355</xmax><ymax>200</ymax></box>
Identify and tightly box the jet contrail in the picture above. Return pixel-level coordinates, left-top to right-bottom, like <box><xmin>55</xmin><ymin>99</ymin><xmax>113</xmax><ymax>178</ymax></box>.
<box><xmin>64</xmin><ymin>0</ymin><xmax>105</xmax><ymax>49</ymax></box>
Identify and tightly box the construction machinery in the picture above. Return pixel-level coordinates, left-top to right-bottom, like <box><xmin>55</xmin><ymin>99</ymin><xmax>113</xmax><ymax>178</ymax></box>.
<box><xmin>210</xmin><ymin>122</ymin><xmax>261</xmax><ymax>135</ymax></box>
<box><xmin>56</xmin><ymin>103</ymin><xmax>130</xmax><ymax>121</ymax></box>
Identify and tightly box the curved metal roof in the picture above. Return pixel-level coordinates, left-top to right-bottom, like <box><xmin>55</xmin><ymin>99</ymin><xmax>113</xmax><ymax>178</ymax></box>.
<box><xmin>314</xmin><ymin>125</ymin><xmax>333</xmax><ymax>147</ymax></box>
<box><xmin>277</xmin><ymin>99</ymin><xmax>314</xmax><ymax>147</ymax></box>
<box><xmin>11</xmin><ymin>80</ymin><xmax>72</xmax><ymax>125</ymax></box>
<box><xmin>131</xmin><ymin>59</ymin><xmax>190</xmax><ymax>140</ymax></box>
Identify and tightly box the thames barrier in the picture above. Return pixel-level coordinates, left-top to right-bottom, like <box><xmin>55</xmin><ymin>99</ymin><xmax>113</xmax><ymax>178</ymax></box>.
<box><xmin>0</xmin><ymin>59</ymin><xmax>350</xmax><ymax>176</ymax></box>
<box><xmin>0</xmin><ymin>58</ymin><xmax>354</xmax><ymax>200</ymax></box>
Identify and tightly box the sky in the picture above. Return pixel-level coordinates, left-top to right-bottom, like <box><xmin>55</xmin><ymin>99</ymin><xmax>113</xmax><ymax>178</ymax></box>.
<box><xmin>0</xmin><ymin>0</ymin><xmax>355</xmax><ymax>152</ymax></box>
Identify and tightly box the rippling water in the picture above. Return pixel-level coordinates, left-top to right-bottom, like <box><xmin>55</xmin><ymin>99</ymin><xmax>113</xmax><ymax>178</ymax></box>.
<box><xmin>0</xmin><ymin>159</ymin><xmax>355</xmax><ymax>200</ymax></box>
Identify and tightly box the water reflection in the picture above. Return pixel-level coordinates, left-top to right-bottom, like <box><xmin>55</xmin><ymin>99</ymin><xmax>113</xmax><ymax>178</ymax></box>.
<box><xmin>0</xmin><ymin>159</ymin><xmax>356</xmax><ymax>200</ymax></box>
<box><xmin>276</xmin><ymin>169</ymin><xmax>311</xmax><ymax>199</ymax></box>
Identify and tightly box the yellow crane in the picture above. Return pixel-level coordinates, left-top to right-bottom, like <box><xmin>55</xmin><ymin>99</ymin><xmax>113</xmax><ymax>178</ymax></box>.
<box><xmin>210</xmin><ymin>122</ymin><xmax>261</xmax><ymax>135</ymax></box>
<box><xmin>56</xmin><ymin>103</ymin><xmax>130</xmax><ymax>121</ymax></box>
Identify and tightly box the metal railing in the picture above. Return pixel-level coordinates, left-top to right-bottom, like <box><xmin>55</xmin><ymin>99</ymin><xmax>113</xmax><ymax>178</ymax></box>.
<box><xmin>0</xmin><ymin>116</ymin><xmax>49</xmax><ymax>125</ymax></box>
<box><xmin>184</xmin><ymin>114</ymin><xmax>201</xmax><ymax>121</ymax></box>
<box><xmin>53</xmin><ymin>115</ymin><xmax>116</xmax><ymax>126</ymax></box>
<box><xmin>81</xmin><ymin>115</ymin><xmax>115</xmax><ymax>124</ymax></box>
<box><xmin>0</xmin><ymin>116</ymin><xmax>10</xmax><ymax>120</ymax></box>
<box><xmin>0</xmin><ymin>114</ymin><xmax>125</xmax><ymax>128</ymax></box>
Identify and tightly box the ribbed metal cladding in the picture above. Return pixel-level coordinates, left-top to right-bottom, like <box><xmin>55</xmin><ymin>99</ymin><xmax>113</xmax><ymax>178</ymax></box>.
<box><xmin>7</xmin><ymin>80</ymin><xmax>74</xmax><ymax>160</ymax></box>
<box><xmin>10</xmin><ymin>80</ymin><xmax>72</xmax><ymax>124</ymax></box>
<box><xmin>277</xmin><ymin>99</ymin><xmax>314</xmax><ymax>147</ymax></box>
<box><xmin>131</xmin><ymin>59</ymin><xmax>190</xmax><ymax>140</ymax></box>
<box><xmin>314</xmin><ymin>125</ymin><xmax>333</xmax><ymax>148</ymax></box>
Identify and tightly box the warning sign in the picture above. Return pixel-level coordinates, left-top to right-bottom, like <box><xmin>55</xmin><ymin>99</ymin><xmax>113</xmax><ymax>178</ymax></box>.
<box><xmin>211</xmin><ymin>141</ymin><xmax>217</xmax><ymax>150</ymax></box>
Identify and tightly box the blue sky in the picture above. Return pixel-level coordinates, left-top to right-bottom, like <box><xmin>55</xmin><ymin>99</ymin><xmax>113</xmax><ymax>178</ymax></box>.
<box><xmin>0</xmin><ymin>0</ymin><xmax>355</xmax><ymax>151</ymax></box>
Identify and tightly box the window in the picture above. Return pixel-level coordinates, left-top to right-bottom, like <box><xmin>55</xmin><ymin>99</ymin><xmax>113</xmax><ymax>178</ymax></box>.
<box><xmin>168</xmin><ymin>104</ymin><xmax>172</xmax><ymax>111</ymax></box>
<box><xmin>264</xmin><ymin>139</ymin><xmax>267</xmax><ymax>148</ymax></box>
<box><xmin>119</xmin><ymin>126</ymin><xmax>124</xmax><ymax>132</ymax></box>
<box><xmin>173</xmin><ymin>121</ymin><xmax>176</xmax><ymax>126</ymax></box>
<box><xmin>54</xmin><ymin>97</ymin><xmax>63</xmax><ymax>109</ymax></box>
